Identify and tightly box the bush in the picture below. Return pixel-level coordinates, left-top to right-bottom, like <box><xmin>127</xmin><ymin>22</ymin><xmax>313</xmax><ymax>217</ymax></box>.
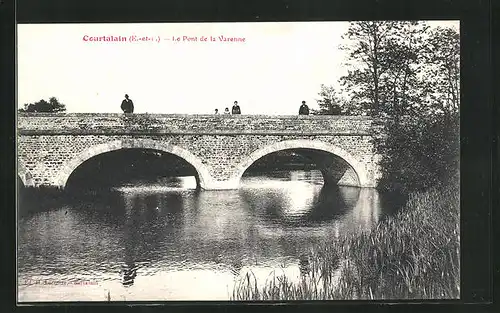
<box><xmin>376</xmin><ymin>112</ymin><xmax>459</xmax><ymax>193</ymax></box>
<box><xmin>19</xmin><ymin>97</ymin><xmax>66</xmax><ymax>113</ymax></box>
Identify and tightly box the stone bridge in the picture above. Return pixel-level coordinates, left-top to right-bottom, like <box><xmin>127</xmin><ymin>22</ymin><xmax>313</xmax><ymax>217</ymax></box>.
<box><xmin>17</xmin><ymin>113</ymin><xmax>384</xmax><ymax>190</ymax></box>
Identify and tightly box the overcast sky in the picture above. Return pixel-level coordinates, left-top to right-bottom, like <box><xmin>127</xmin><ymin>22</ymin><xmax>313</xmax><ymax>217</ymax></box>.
<box><xmin>17</xmin><ymin>21</ymin><xmax>459</xmax><ymax>115</ymax></box>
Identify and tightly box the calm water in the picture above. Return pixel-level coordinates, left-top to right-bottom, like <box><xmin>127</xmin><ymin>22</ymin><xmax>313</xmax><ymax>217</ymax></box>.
<box><xmin>18</xmin><ymin>170</ymin><xmax>402</xmax><ymax>302</ymax></box>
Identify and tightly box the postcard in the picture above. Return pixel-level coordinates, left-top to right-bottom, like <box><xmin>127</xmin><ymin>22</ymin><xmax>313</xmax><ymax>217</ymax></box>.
<box><xmin>17</xmin><ymin>20</ymin><xmax>460</xmax><ymax>302</ymax></box>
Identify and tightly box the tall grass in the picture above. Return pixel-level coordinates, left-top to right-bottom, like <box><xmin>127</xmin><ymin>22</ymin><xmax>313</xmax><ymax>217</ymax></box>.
<box><xmin>231</xmin><ymin>182</ymin><xmax>460</xmax><ymax>300</ymax></box>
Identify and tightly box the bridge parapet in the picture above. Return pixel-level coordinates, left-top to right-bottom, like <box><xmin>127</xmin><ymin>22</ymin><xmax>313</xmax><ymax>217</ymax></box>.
<box><xmin>18</xmin><ymin>113</ymin><xmax>382</xmax><ymax>135</ymax></box>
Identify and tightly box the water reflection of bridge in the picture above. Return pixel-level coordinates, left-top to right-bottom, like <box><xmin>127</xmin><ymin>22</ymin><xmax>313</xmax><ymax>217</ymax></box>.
<box><xmin>115</xmin><ymin>180</ymin><xmax>382</xmax><ymax>287</ymax></box>
<box><xmin>17</xmin><ymin>173</ymin><xmax>391</xmax><ymax>300</ymax></box>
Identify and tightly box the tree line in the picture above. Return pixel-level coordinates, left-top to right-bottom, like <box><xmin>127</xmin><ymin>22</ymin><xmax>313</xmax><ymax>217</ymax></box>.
<box><xmin>18</xmin><ymin>97</ymin><xmax>66</xmax><ymax>113</ymax></box>
<box><xmin>315</xmin><ymin>21</ymin><xmax>459</xmax><ymax>193</ymax></box>
<box><xmin>314</xmin><ymin>21</ymin><xmax>459</xmax><ymax>118</ymax></box>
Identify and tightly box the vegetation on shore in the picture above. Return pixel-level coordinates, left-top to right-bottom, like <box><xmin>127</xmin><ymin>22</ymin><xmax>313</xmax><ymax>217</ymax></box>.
<box><xmin>227</xmin><ymin>21</ymin><xmax>458</xmax><ymax>301</ymax></box>
<box><xmin>231</xmin><ymin>181</ymin><xmax>459</xmax><ymax>300</ymax></box>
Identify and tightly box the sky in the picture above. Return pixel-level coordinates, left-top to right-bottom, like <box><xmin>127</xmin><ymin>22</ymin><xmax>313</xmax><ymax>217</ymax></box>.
<box><xmin>17</xmin><ymin>21</ymin><xmax>459</xmax><ymax>115</ymax></box>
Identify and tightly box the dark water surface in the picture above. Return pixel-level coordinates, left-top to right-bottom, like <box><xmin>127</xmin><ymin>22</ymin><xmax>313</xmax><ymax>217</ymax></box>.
<box><xmin>18</xmin><ymin>170</ymin><xmax>403</xmax><ymax>301</ymax></box>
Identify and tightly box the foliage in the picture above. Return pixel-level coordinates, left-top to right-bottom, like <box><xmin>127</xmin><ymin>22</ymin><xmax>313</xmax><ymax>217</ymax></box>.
<box><xmin>231</xmin><ymin>22</ymin><xmax>461</xmax><ymax>301</ymax></box>
<box><xmin>376</xmin><ymin>111</ymin><xmax>460</xmax><ymax>193</ymax></box>
<box><xmin>19</xmin><ymin>97</ymin><xmax>66</xmax><ymax>113</ymax></box>
<box><xmin>419</xmin><ymin>27</ymin><xmax>460</xmax><ymax>115</ymax></box>
<box><xmin>312</xmin><ymin>84</ymin><xmax>343</xmax><ymax>115</ymax></box>
<box><xmin>316</xmin><ymin>21</ymin><xmax>460</xmax><ymax>192</ymax></box>
<box><xmin>319</xmin><ymin>22</ymin><xmax>459</xmax><ymax>118</ymax></box>
<box><xmin>337</xmin><ymin>21</ymin><xmax>431</xmax><ymax>117</ymax></box>
<box><xmin>231</xmin><ymin>183</ymin><xmax>460</xmax><ymax>300</ymax></box>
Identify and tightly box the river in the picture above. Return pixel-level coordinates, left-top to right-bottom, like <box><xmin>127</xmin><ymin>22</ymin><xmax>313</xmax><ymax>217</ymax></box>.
<box><xmin>17</xmin><ymin>170</ymin><xmax>403</xmax><ymax>302</ymax></box>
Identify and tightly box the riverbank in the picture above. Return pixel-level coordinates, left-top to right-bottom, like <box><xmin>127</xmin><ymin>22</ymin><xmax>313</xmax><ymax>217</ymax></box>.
<box><xmin>231</xmin><ymin>182</ymin><xmax>460</xmax><ymax>300</ymax></box>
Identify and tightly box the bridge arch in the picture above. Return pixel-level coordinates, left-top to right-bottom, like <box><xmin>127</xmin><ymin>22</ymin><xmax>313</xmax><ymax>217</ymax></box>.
<box><xmin>230</xmin><ymin>139</ymin><xmax>369</xmax><ymax>187</ymax></box>
<box><xmin>54</xmin><ymin>139</ymin><xmax>212</xmax><ymax>189</ymax></box>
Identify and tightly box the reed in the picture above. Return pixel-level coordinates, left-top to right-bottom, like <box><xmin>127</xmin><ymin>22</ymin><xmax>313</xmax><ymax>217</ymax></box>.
<box><xmin>231</xmin><ymin>182</ymin><xmax>460</xmax><ymax>300</ymax></box>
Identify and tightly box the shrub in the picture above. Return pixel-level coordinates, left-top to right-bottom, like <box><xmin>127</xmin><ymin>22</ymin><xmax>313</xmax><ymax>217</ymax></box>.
<box><xmin>376</xmin><ymin>112</ymin><xmax>459</xmax><ymax>193</ymax></box>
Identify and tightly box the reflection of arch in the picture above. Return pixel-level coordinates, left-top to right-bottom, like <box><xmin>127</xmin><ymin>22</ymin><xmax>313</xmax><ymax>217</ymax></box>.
<box><xmin>54</xmin><ymin>139</ymin><xmax>212</xmax><ymax>189</ymax></box>
<box><xmin>18</xmin><ymin>160</ymin><xmax>33</xmax><ymax>187</ymax></box>
<box><xmin>232</xmin><ymin>140</ymin><xmax>369</xmax><ymax>187</ymax></box>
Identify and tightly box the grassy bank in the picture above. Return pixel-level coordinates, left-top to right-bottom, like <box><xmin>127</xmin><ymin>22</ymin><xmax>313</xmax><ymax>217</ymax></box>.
<box><xmin>231</xmin><ymin>182</ymin><xmax>460</xmax><ymax>300</ymax></box>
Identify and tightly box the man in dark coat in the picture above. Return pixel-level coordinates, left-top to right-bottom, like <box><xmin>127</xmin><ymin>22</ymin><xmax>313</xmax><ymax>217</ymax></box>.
<box><xmin>231</xmin><ymin>101</ymin><xmax>241</xmax><ymax>114</ymax></box>
<box><xmin>121</xmin><ymin>94</ymin><xmax>134</xmax><ymax>113</ymax></box>
<box><xmin>299</xmin><ymin>101</ymin><xmax>309</xmax><ymax>115</ymax></box>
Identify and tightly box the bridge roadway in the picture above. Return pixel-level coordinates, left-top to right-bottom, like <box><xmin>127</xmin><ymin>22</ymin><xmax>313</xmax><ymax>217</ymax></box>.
<box><xmin>17</xmin><ymin>113</ymin><xmax>383</xmax><ymax>190</ymax></box>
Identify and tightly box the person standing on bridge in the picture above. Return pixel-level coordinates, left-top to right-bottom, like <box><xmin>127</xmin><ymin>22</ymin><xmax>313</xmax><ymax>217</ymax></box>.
<box><xmin>121</xmin><ymin>94</ymin><xmax>134</xmax><ymax>113</ymax></box>
<box><xmin>299</xmin><ymin>100</ymin><xmax>310</xmax><ymax>115</ymax></box>
<box><xmin>231</xmin><ymin>101</ymin><xmax>241</xmax><ymax>114</ymax></box>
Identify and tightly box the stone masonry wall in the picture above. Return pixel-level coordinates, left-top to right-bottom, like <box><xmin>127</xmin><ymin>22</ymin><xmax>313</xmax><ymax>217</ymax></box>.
<box><xmin>17</xmin><ymin>114</ymin><xmax>382</xmax><ymax>189</ymax></box>
<box><xmin>18</xmin><ymin>113</ymin><xmax>376</xmax><ymax>134</ymax></box>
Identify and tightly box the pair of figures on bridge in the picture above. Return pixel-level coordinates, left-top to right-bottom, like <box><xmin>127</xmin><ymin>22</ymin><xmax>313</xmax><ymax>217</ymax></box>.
<box><xmin>214</xmin><ymin>101</ymin><xmax>241</xmax><ymax>115</ymax></box>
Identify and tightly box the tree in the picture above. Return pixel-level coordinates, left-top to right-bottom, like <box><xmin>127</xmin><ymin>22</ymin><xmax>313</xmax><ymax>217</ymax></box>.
<box><xmin>420</xmin><ymin>27</ymin><xmax>460</xmax><ymax>116</ymax></box>
<box><xmin>19</xmin><ymin>97</ymin><xmax>66</xmax><ymax>113</ymax></box>
<box><xmin>339</xmin><ymin>21</ymin><xmax>401</xmax><ymax>116</ymax></box>
<box><xmin>378</xmin><ymin>22</ymin><xmax>429</xmax><ymax>118</ymax></box>
<box><xmin>313</xmin><ymin>84</ymin><xmax>343</xmax><ymax>115</ymax></box>
<box><xmin>339</xmin><ymin>21</ymin><xmax>429</xmax><ymax>117</ymax></box>
<box><xmin>335</xmin><ymin>22</ymin><xmax>460</xmax><ymax>192</ymax></box>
